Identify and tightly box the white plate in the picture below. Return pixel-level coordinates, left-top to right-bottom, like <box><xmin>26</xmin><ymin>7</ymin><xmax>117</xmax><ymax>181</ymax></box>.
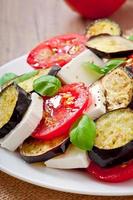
<box><xmin>0</xmin><ymin>55</ymin><xmax>133</xmax><ymax>196</ymax></box>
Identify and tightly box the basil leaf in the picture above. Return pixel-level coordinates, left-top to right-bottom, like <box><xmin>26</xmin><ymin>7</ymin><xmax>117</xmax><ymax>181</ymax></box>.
<box><xmin>15</xmin><ymin>70</ymin><xmax>38</xmax><ymax>83</ymax></box>
<box><xmin>85</xmin><ymin>62</ymin><xmax>104</xmax><ymax>74</ymax></box>
<box><xmin>85</xmin><ymin>59</ymin><xmax>125</xmax><ymax>75</ymax></box>
<box><xmin>102</xmin><ymin>59</ymin><xmax>125</xmax><ymax>74</ymax></box>
<box><xmin>70</xmin><ymin>114</ymin><xmax>96</xmax><ymax>151</ymax></box>
<box><xmin>33</xmin><ymin>75</ymin><xmax>61</xmax><ymax>96</ymax></box>
<box><xmin>0</xmin><ymin>73</ymin><xmax>17</xmax><ymax>87</ymax></box>
<box><xmin>128</xmin><ymin>35</ymin><xmax>133</xmax><ymax>41</ymax></box>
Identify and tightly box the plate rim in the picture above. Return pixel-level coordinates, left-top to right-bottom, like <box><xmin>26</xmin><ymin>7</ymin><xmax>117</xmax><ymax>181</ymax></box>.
<box><xmin>1</xmin><ymin>162</ymin><xmax>133</xmax><ymax>196</ymax></box>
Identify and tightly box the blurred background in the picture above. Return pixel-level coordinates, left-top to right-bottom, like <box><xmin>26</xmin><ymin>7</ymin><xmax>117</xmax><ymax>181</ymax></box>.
<box><xmin>0</xmin><ymin>0</ymin><xmax>133</xmax><ymax>66</ymax></box>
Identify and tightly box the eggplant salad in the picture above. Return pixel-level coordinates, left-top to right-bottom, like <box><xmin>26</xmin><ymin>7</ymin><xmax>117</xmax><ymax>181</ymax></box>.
<box><xmin>0</xmin><ymin>19</ymin><xmax>133</xmax><ymax>183</ymax></box>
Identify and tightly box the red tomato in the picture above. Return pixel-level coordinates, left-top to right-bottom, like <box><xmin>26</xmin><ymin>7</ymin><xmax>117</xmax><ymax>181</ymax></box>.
<box><xmin>128</xmin><ymin>55</ymin><xmax>133</xmax><ymax>59</ymax></box>
<box><xmin>87</xmin><ymin>161</ymin><xmax>133</xmax><ymax>183</ymax></box>
<box><xmin>32</xmin><ymin>83</ymin><xmax>91</xmax><ymax>140</ymax></box>
<box><xmin>65</xmin><ymin>0</ymin><xmax>126</xmax><ymax>19</ymax></box>
<box><xmin>27</xmin><ymin>34</ymin><xmax>86</xmax><ymax>69</ymax></box>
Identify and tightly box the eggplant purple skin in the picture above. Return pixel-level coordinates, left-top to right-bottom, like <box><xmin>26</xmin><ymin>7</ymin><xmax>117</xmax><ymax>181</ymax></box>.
<box><xmin>20</xmin><ymin>138</ymin><xmax>70</xmax><ymax>163</ymax></box>
<box><xmin>48</xmin><ymin>66</ymin><xmax>61</xmax><ymax>77</ymax></box>
<box><xmin>89</xmin><ymin>141</ymin><xmax>133</xmax><ymax>168</ymax></box>
<box><xmin>86</xmin><ymin>34</ymin><xmax>133</xmax><ymax>58</ymax></box>
<box><xmin>86</xmin><ymin>46</ymin><xmax>133</xmax><ymax>59</ymax></box>
<box><xmin>129</xmin><ymin>100</ymin><xmax>133</xmax><ymax>109</ymax></box>
<box><xmin>86</xmin><ymin>33</ymin><xmax>111</xmax><ymax>41</ymax></box>
<box><xmin>125</xmin><ymin>66</ymin><xmax>133</xmax><ymax>78</ymax></box>
<box><xmin>125</xmin><ymin>66</ymin><xmax>133</xmax><ymax>109</ymax></box>
<box><xmin>0</xmin><ymin>83</ymin><xmax>31</xmax><ymax>138</ymax></box>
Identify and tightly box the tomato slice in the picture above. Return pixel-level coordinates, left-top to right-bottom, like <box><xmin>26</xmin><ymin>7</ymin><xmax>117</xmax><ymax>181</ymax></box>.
<box><xmin>27</xmin><ymin>34</ymin><xmax>86</xmax><ymax>69</ymax></box>
<box><xmin>87</xmin><ymin>161</ymin><xmax>133</xmax><ymax>183</ymax></box>
<box><xmin>32</xmin><ymin>83</ymin><xmax>91</xmax><ymax>140</ymax></box>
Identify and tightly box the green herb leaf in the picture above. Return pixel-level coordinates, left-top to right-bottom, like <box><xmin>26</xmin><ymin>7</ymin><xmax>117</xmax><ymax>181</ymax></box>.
<box><xmin>102</xmin><ymin>59</ymin><xmax>125</xmax><ymax>74</ymax></box>
<box><xmin>15</xmin><ymin>70</ymin><xmax>38</xmax><ymax>84</ymax></box>
<box><xmin>33</xmin><ymin>75</ymin><xmax>61</xmax><ymax>96</ymax></box>
<box><xmin>85</xmin><ymin>62</ymin><xmax>104</xmax><ymax>74</ymax></box>
<box><xmin>85</xmin><ymin>59</ymin><xmax>125</xmax><ymax>75</ymax></box>
<box><xmin>70</xmin><ymin>114</ymin><xmax>96</xmax><ymax>151</ymax></box>
<box><xmin>128</xmin><ymin>35</ymin><xmax>133</xmax><ymax>41</ymax></box>
<box><xmin>0</xmin><ymin>73</ymin><xmax>17</xmax><ymax>87</ymax></box>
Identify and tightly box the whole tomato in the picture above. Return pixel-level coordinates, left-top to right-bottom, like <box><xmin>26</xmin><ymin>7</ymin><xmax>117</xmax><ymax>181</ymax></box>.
<box><xmin>65</xmin><ymin>0</ymin><xmax>126</xmax><ymax>19</ymax></box>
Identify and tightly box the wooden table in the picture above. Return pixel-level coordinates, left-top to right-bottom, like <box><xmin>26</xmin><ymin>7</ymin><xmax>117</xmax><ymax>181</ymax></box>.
<box><xmin>0</xmin><ymin>0</ymin><xmax>133</xmax><ymax>199</ymax></box>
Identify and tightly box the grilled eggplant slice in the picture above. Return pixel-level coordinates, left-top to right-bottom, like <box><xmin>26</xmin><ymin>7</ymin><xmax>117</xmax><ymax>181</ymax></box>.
<box><xmin>85</xmin><ymin>19</ymin><xmax>121</xmax><ymax>38</ymax></box>
<box><xmin>0</xmin><ymin>93</ymin><xmax>43</xmax><ymax>151</ymax></box>
<box><xmin>20</xmin><ymin>135</ymin><xmax>70</xmax><ymax>163</ymax></box>
<box><xmin>0</xmin><ymin>83</ymin><xmax>31</xmax><ymax>138</ymax></box>
<box><xmin>89</xmin><ymin>108</ymin><xmax>133</xmax><ymax>167</ymax></box>
<box><xmin>1</xmin><ymin>69</ymin><xmax>50</xmax><ymax>92</ymax></box>
<box><xmin>101</xmin><ymin>67</ymin><xmax>133</xmax><ymax>111</ymax></box>
<box><xmin>89</xmin><ymin>142</ymin><xmax>133</xmax><ymax>168</ymax></box>
<box><xmin>95</xmin><ymin>108</ymin><xmax>133</xmax><ymax>149</ymax></box>
<box><xmin>86</xmin><ymin>35</ymin><xmax>133</xmax><ymax>58</ymax></box>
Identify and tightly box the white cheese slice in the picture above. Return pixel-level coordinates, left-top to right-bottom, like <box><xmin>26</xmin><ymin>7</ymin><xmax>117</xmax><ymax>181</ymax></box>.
<box><xmin>57</xmin><ymin>49</ymin><xmax>104</xmax><ymax>86</ymax></box>
<box><xmin>0</xmin><ymin>93</ymin><xmax>43</xmax><ymax>151</ymax></box>
<box><xmin>45</xmin><ymin>144</ymin><xmax>90</xmax><ymax>169</ymax></box>
<box><xmin>85</xmin><ymin>82</ymin><xmax>106</xmax><ymax>120</ymax></box>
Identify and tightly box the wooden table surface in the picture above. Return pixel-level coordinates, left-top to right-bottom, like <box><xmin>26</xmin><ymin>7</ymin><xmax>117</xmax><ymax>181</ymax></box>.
<box><xmin>1</xmin><ymin>0</ymin><xmax>133</xmax><ymax>199</ymax></box>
